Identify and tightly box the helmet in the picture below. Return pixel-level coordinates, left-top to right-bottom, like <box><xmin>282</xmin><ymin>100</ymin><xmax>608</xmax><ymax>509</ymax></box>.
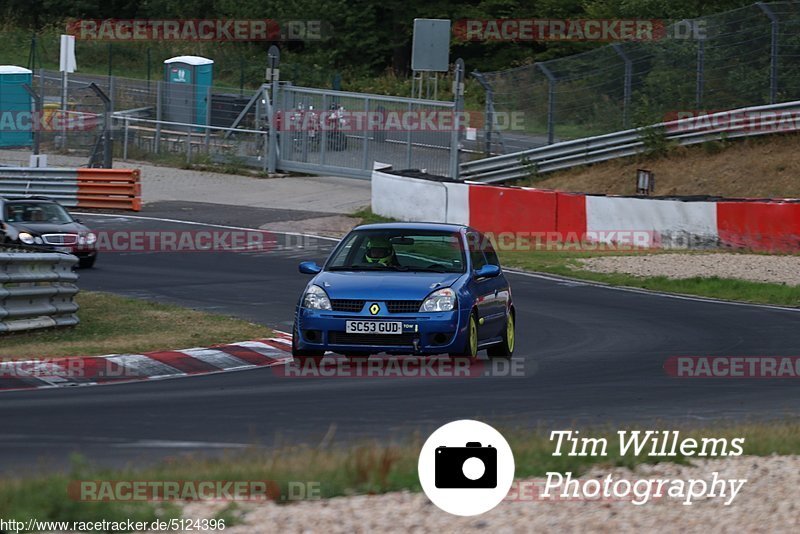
<box><xmin>365</xmin><ymin>236</ymin><xmax>394</xmax><ymax>265</ymax></box>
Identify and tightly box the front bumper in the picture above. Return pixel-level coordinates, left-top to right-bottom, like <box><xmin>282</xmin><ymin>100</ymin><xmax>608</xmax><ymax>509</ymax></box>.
<box><xmin>295</xmin><ymin>305</ymin><xmax>470</xmax><ymax>355</ymax></box>
<box><xmin>23</xmin><ymin>243</ymin><xmax>97</xmax><ymax>259</ymax></box>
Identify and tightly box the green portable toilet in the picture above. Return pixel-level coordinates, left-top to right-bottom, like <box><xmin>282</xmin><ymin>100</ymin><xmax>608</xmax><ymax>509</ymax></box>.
<box><xmin>163</xmin><ymin>56</ymin><xmax>213</xmax><ymax>127</ymax></box>
<box><xmin>0</xmin><ymin>66</ymin><xmax>33</xmax><ymax>148</ymax></box>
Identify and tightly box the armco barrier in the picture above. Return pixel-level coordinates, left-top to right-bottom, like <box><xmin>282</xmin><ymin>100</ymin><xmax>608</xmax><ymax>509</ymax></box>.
<box><xmin>0</xmin><ymin>248</ymin><xmax>79</xmax><ymax>333</ymax></box>
<box><xmin>372</xmin><ymin>169</ymin><xmax>800</xmax><ymax>252</ymax></box>
<box><xmin>76</xmin><ymin>169</ymin><xmax>142</xmax><ymax>211</ymax></box>
<box><xmin>0</xmin><ymin>168</ymin><xmax>141</xmax><ymax>211</ymax></box>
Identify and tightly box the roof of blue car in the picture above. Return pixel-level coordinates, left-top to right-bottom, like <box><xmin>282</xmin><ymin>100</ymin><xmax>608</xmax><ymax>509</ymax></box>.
<box><xmin>353</xmin><ymin>222</ymin><xmax>468</xmax><ymax>232</ymax></box>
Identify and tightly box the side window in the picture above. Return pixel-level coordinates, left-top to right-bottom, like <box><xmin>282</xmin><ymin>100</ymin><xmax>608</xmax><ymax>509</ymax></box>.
<box><xmin>482</xmin><ymin>235</ymin><xmax>500</xmax><ymax>267</ymax></box>
<box><xmin>467</xmin><ymin>232</ymin><xmax>488</xmax><ymax>270</ymax></box>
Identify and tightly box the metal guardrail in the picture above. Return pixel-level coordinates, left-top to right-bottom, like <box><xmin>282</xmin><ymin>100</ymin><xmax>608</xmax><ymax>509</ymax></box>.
<box><xmin>0</xmin><ymin>248</ymin><xmax>79</xmax><ymax>333</ymax></box>
<box><xmin>459</xmin><ymin>100</ymin><xmax>800</xmax><ymax>183</ymax></box>
<box><xmin>0</xmin><ymin>167</ymin><xmax>141</xmax><ymax>211</ymax></box>
<box><xmin>0</xmin><ymin>168</ymin><xmax>79</xmax><ymax>205</ymax></box>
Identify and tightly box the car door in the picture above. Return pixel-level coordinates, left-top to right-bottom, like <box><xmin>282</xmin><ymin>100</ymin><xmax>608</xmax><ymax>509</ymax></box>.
<box><xmin>467</xmin><ymin>231</ymin><xmax>500</xmax><ymax>340</ymax></box>
<box><xmin>481</xmin><ymin>235</ymin><xmax>511</xmax><ymax>336</ymax></box>
<box><xmin>476</xmin><ymin>232</ymin><xmax>509</xmax><ymax>338</ymax></box>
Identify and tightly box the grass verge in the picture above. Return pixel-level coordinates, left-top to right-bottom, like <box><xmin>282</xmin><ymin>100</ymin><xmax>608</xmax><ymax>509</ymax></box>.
<box><xmin>0</xmin><ymin>291</ymin><xmax>271</xmax><ymax>359</ymax></box>
<box><xmin>498</xmin><ymin>248</ymin><xmax>800</xmax><ymax>307</ymax></box>
<box><xmin>2</xmin><ymin>421</ymin><xmax>799</xmax><ymax>528</ymax></box>
<box><xmin>345</xmin><ymin>208</ymin><xmax>800</xmax><ymax>306</ymax></box>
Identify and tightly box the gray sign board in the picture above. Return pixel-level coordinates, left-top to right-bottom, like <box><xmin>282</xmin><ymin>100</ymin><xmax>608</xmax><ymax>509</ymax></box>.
<box><xmin>411</xmin><ymin>19</ymin><xmax>451</xmax><ymax>72</ymax></box>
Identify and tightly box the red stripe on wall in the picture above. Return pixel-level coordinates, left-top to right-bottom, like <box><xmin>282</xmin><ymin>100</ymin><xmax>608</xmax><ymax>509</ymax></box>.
<box><xmin>555</xmin><ymin>192</ymin><xmax>587</xmax><ymax>236</ymax></box>
<box><xmin>469</xmin><ymin>186</ymin><xmax>558</xmax><ymax>234</ymax></box>
<box><xmin>717</xmin><ymin>201</ymin><xmax>800</xmax><ymax>251</ymax></box>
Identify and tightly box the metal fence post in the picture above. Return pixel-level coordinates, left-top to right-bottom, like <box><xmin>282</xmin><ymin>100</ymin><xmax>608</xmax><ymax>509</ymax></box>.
<box><xmin>757</xmin><ymin>2</ymin><xmax>779</xmax><ymax>104</ymax></box>
<box><xmin>537</xmin><ymin>62</ymin><xmax>557</xmax><ymax>144</ymax></box>
<box><xmin>612</xmin><ymin>44</ymin><xmax>632</xmax><ymax>129</ymax></box>
<box><xmin>205</xmin><ymin>86</ymin><xmax>211</xmax><ymax>154</ymax></box>
<box><xmin>267</xmin><ymin>45</ymin><xmax>280</xmax><ymax>174</ymax></box>
<box><xmin>362</xmin><ymin>97</ymin><xmax>370</xmax><ymax>171</ymax></box>
<box><xmin>155</xmin><ymin>81</ymin><xmax>162</xmax><ymax>155</ymax></box>
<box><xmin>449</xmin><ymin>58</ymin><xmax>465</xmax><ymax>180</ymax></box>
<box><xmin>696</xmin><ymin>34</ymin><xmax>705</xmax><ymax>109</ymax></box>
<box><xmin>123</xmin><ymin>116</ymin><xmax>129</xmax><ymax>161</ymax></box>
<box><xmin>60</xmin><ymin>70</ymin><xmax>67</xmax><ymax>151</ymax></box>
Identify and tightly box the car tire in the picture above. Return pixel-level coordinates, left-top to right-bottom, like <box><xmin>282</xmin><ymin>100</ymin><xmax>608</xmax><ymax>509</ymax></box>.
<box><xmin>79</xmin><ymin>256</ymin><xmax>97</xmax><ymax>269</ymax></box>
<box><xmin>450</xmin><ymin>311</ymin><xmax>479</xmax><ymax>359</ymax></box>
<box><xmin>487</xmin><ymin>309</ymin><xmax>515</xmax><ymax>360</ymax></box>
<box><xmin>292</xmin><ymin>322</ymin><xmax>325</xmax><ymax>361</ymax></box>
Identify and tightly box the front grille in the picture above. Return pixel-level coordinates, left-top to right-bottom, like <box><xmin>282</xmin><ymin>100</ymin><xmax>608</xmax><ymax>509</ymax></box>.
<box><xmin>386</xmin><ymin>300</ymin><xmax>423</xmax><ymax>313</ymax></box>
<box><xmin>42</xmin><ymin>233</ymin><xmax>78</xmax><ymax>245</ymax></box>
<box><xmin>329</xmin><ymin>332</ymin><xmax>417</xmax><ymax>346</ymax></box>
<box><xmin>331</xmin><ymin>300</ymin><xmax>365</xmax><ymax>312</ymax></box>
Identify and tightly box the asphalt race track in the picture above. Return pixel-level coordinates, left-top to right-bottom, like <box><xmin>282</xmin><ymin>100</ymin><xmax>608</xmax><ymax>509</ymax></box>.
<box><xmin>3</xmin><ymin>203</ymin><xmax>800</xmax><ymax>473</ymax></box>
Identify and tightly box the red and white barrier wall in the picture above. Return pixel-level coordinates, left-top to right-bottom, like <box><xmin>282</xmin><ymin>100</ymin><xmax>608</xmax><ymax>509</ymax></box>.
<box><xmin>371</xmin><ymin>170</ymin><xmax>800</xmax><ymax>251</ymax></box>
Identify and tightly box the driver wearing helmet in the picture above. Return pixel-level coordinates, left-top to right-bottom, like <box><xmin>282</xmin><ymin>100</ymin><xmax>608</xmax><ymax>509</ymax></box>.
<box><xmin>364</xmin><ymin>236</ymin><xmax>399</xmax><ymax>266</ymax></box>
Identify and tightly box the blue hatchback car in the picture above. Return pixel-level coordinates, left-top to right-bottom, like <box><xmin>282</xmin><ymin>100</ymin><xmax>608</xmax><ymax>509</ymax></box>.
<box><xmin>292</xmin><ymin>222</ymin><xmax>514</xmax><ymax>359</ymax></box>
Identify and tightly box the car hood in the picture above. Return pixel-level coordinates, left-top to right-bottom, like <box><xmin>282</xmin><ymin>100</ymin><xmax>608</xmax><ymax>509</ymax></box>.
<box><xmin>313</xmin><ymin>270</ymin><xmax>463</xmax><ymax>300</ymax></box>
<box><xmin>6</xmin><ymin>222</ymin><xmax>88</xmax><ymax>235</ymax></box>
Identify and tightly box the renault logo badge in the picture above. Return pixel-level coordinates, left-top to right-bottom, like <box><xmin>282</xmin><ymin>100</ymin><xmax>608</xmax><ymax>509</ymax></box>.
<box><xmin>369</xmin><ymin>303</ymin><xmax>380</xmax><ymax>315</ymax></box>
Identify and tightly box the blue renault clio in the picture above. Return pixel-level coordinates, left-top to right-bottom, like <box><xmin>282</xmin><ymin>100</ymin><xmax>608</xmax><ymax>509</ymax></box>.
<box><xmin>292</xmin><ymin>222</ymin><xmax>514</xmax><ymax>359</ymax></box>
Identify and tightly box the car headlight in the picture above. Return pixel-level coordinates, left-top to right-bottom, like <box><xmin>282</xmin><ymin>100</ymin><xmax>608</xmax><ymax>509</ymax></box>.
<box><xmin>18</xmin><ymin>232</ymin><xmax>35</xmax><ymax>245</ymax></box>
<box><xmin>420</xmin><ymin>287</ymin><xmax>456</xmax><ymax>312</ymax></box>
<box><xmin>303</xmin><ymin>284</ymin><xmax>332</xmax><ymax>310</ymax></box>
<box><xmin>85</xmin><ymin>232</ymin><xmax>97</xmax><ymax>245</ymax></box>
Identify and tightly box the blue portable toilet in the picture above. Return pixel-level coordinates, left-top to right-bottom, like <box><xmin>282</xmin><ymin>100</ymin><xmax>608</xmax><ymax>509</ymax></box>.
<box><xmin>0</xmin><ymin>66</ymin><xmax>33</xmax><ymax>148</ymax></box>
<box><xmin>163</xmin><ymin>56</ymin><xmax>213</xmax><ymax>127</ymax></box>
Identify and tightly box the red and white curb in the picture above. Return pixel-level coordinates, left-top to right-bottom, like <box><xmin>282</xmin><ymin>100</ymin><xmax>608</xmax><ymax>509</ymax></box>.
<box><xmin>0</xmin><ymin>331</ymin><xmax>293</xmax><ymax>392</ymax></box>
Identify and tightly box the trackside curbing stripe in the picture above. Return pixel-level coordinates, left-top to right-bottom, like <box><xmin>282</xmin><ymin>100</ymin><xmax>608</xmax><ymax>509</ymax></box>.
<box><xmin>179</xmin><ymin>348</ymin><xmax>257</xmax><ymax>370</ymax></box>
<box><xmin>0</xmin><ymin>335</ymin><xmax>292</xmax><ymax>393</ymax></box>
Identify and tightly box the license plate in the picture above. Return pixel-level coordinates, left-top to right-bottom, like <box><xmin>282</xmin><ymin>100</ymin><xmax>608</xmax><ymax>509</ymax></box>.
<box><xmin>54</xmin><ymin>247</ymin><xmax>72</xmax><ymax>253</ymax></box>
<box><xmin>345</xmin><ymin>321</ymin><xmax>403</xmax><ymax>334</ymax></box>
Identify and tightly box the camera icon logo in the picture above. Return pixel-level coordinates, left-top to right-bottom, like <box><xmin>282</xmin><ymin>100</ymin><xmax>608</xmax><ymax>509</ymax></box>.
<box><xmin>419</xmin><ymin>420</ymin><xmax>515</xmax><ymax>516</ymax></box>
<box><xmin>435</xmin><ymin>442</ymin><xmax>497</xmax><ymax>488</ymax></box>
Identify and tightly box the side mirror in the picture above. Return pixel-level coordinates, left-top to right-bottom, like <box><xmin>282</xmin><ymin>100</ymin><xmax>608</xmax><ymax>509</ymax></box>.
<box><xmin>474</xmin><ymin>264</ymin><xmax>501</xmax><ymax>279</ymax></box>
<box><xmin>299</xmin><ymin>261</ymin><xmax>322</xmax><ymax>275</ymax></box>
<box><xmin>73</xmin><ymin>218</ymin><xmax>82</xmax><ymax>223</ymax></box>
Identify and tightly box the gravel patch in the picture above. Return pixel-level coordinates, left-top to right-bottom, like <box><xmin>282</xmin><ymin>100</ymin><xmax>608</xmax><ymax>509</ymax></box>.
<box><xmin>578</xmin><ymin>253</ymin><xmax>800</xmax><ymax>286</ymax></box>
<box><xmin>176</xmin><ymin>455</ymin><xmax>800</xmax><ymax>533</ymax></box>
<box><xmin>260</xmin><ymin>215</ymin><xmax>356</xmax><ymax>238</ymax></box>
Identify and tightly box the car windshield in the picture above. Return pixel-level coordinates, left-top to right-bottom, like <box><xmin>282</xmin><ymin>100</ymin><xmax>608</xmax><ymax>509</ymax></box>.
<box><xmin>4</xmin><ymin>202</ymin><xmax>74</xmax><ymax>224</ymax></box>
<box><xmin>326</xmin><ymin>229</ymin><xmax>465</xmax><ymax>273</ymax></box>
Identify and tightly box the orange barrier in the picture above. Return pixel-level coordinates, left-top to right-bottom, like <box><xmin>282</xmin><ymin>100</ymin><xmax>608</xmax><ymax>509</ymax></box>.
<box><xmin>76</xmin><ymin>169</ymin><xmax>141</xmax><ymax>211</ymax></box>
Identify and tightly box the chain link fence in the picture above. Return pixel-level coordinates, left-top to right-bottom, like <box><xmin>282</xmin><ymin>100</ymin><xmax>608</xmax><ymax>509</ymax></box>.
<box><xmin>27</xmin><ymin>66</ymin><xmax>464</xmax><ymax>178</ymax></box>
<box><xmin>476</xmin><ymin>1</ymin><xmax>800</xmax><ymax>148</ymax></box>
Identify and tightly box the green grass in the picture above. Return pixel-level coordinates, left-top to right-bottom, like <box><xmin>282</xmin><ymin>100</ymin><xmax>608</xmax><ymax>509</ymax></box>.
<box><xmin>498</xmin><ymin>248</ymin><xmax>800</xmax><ymax>307</ymax></box>
<box><xmin>349</xmin><ymin>207</ymin><xmax>397</xmax><ymax>225</ymax></box>
<box><xmin>0</xmin><ymin>291</ymin><xmax>271</xmax><ymax>359</ymax></box>
<box><xmin>2</xmin><ymin>421</ymin><xmax>800</xmax><ymax>528</ymax></box>
<box><xmin>345</xmin><ymin>209</ymin><xmax>800</xmax><ymax>306</ymax></box>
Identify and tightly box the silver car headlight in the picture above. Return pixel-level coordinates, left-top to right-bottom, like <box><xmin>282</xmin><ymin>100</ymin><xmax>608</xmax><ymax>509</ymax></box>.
<box><xmin>18</xmin><ymin>232</ymin><xmax>35</xmax><ymax>245</ymax></box>
<box><xmin>303</xmin><ymin>284</ymin><xmax>332</xmax><ymax>310</ymax></box>
<box><xmin>420</xmin><ymin>287</ymin><xmax>456</xmax><ymax>312</ymax></box>
<box><xmin>85</xmin><ymin>232</ymin><xmax>97</xmax><ymax>245</ymax></box>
